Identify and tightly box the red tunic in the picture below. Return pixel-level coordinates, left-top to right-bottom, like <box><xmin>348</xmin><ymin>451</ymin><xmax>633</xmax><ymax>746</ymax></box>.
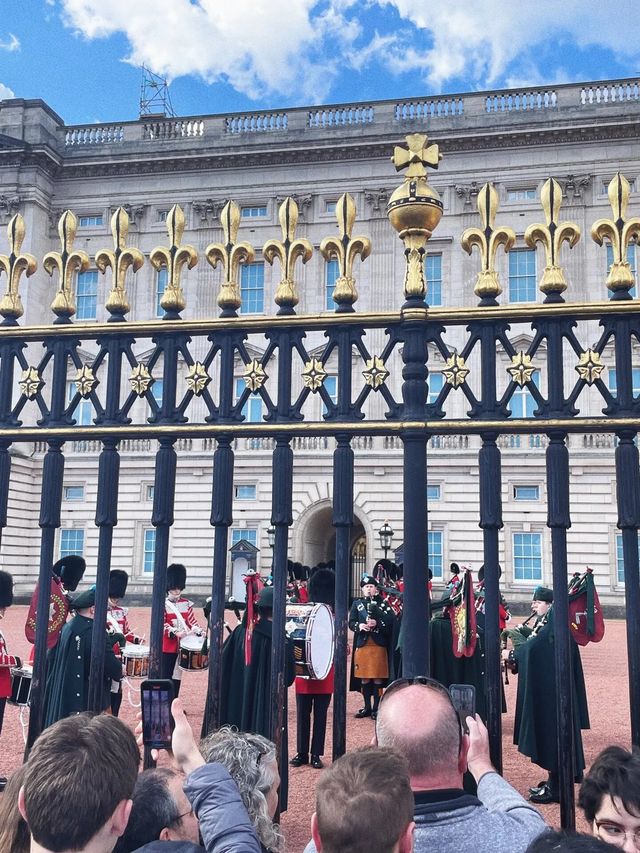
<box><xmin>0</xmin><ymin>628</ymin><xmax>19</xmax><ymax>699</ymax></box>
<box><xmin>295</xmin><ymin>665</ymin><xmax>334</xmax><ymax>695</ymax></box>
<box><xmin>162</xmin><ymin>596</ymin><xmax>201</xmax><ymax>653</ymax></box>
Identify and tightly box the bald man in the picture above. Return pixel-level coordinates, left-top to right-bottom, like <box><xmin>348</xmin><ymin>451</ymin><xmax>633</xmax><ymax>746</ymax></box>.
<box><xmin>361</xmin><ymin>680</ymin><xmax>546</xmax><ymax>853</ymax></box>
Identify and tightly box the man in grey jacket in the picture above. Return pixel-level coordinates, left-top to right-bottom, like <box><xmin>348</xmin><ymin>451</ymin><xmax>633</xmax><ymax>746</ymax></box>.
<box><xmin>305</xmin><ymin>677</ymin><xmax>548</xmax><ymax>853</ymax></box>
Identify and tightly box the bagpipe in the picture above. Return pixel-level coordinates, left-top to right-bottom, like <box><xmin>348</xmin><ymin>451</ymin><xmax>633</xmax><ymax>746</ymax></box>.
<box><xmin>568</xmin><ymin>567</ymin><xmax>605</xmax><ymax>646</ymax></box>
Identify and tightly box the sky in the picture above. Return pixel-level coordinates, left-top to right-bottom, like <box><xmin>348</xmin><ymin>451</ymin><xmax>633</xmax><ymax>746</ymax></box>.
<box><xmin>1</xmin><ymin>0</ymin><xmax>640</xmax><ymax>125</ymax></box>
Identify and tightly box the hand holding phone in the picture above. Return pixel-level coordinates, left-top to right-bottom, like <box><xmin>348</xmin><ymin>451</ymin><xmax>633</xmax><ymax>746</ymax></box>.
<box><xmin>140</xmin><ymin>679</ymin><xmax>175</xmax><ymax>750</ymax></box>
<box><xmin>449</xmin><ymin>683</ymin><xmax>476</xmax><ymax>734</ymax></box>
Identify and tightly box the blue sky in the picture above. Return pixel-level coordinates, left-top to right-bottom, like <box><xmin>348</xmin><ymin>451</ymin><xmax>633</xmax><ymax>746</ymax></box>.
<box><xmin>1</xmin><ymin>0</ymin><xmax>640</xmax><ymax>125</ymax></box>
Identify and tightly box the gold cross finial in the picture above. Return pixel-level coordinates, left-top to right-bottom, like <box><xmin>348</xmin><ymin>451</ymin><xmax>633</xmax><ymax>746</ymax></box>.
<box><xmin>391</xmin><ymin>133</ymin><xmax>442</xmax><ymax>178</ymax></box>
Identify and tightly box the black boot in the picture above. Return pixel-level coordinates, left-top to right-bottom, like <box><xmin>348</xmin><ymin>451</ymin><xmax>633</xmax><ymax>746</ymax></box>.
<box><xmin>371</xmin><ymin>684</ymin><xmax>382</xmax><ymax>719</ymax></box>
<box><xmin>355</xmin><ymin>683</ymin><xmax>373</xmax><ymax>718</ymax></box>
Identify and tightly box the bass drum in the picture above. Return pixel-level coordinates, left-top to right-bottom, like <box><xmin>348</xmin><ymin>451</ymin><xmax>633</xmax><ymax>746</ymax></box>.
<box><xmin>285</xmin><ymin>602</ymin><xmax>334</xmax><ymax>680</ymax></box>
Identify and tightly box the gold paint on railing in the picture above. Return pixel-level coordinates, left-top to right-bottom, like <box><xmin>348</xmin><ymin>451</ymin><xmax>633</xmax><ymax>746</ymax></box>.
<box><xmin>150</xmin><ymin>205</ymin><xmax>197</xmax><ymax>316</ymax></box>
<box><xmin>206</xmin><ymin>200</ymin><xmax>255</xmax><ymax>313</ymax></box>
<box><xmin>43</xmin><ymin>210</ymin><xmax>90</xmax><ymax>320</ymax></box>
<box><xmin>96</xmin><ymin>207</ymin><xmax>145</xmax><ymax>318</ymax></box>
<box><xmin>461</xmin><ymin>183</ymin><xmax>515</xmax><ymax>302</ymax></box>
<box><xmin>387</xmin><ymin>133</ymin><xmax>443</xmax><ymax>301</ymax></box>
<box><xmin>524</xmin><ymin>178</ymin><xmax>580</xmax><ymax>299</ymax></box>
<box><xmin>592</xmin><ymin>173</ymin><xmax>640</xmax><ymax>297</ymax></box>
<box><xmin>319</xmin><ymin>193</ymin><xmax>371</xmax><ymax>309</ymax></box>
<box><xmin>0</xmin><ymin>214</ymin><xmax>37</xmax><ymax>321</ymax></box>
<box><xmin>263</xmin><ymin>197</ymin><xmax>313</xmax><ymax>311</ymax></box>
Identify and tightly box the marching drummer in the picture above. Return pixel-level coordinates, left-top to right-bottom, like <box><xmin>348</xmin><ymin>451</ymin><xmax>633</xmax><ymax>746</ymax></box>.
<box><xmin>107</xmin><ymin>570</ymin><xmax>144</xmax><ymax>716</ymax></box>
<box><xmin>162</xmin><ymin>563</ymin><xmax>203</xmax><ymax>697</ymax></box>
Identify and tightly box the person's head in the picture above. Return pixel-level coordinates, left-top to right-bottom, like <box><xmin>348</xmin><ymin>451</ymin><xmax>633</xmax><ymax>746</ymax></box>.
<box><xmin>579</xmin><ymin>746</ymin><xmax>640</xmax><ymax>852</ymax></box>
<box><xmin>0</xmin><ymin>764</ymin><xmax>29</xmax><ymax>853</ymax></box>
<box><xmin>20</xmin><ymin>714</ymin><xmax>139</xmax><ymax>853</ymax></box>
<box><xmin>71</xmin><ymin>586</ymin><xmax>97</xmax><ymax>619</ymax></box>
<box><xmin>200</xmin><ymin>726</ymin><xmax>283</xmax><ymax>852</ymax></box>
<box><xmin>360</xmin><ymin>574</ymin><xmax>380</xmax><ymax>599</ymax></box>
<box><xmin>525</xmin><ymin>829</ymin><xmax>621</xmax><ymax>852</ymax></box>
<box><xmin>0</xmin><ymin>568</ymin><xmax>13</xmax><ymax>619</ymax></box>
<box><xmin>113</xmin><ymin>768</ymin><xmax>198</xmax><ymax>853</ymax></box>
<box><xmin>375</xmin><ymin>677</ymin><xmax>464</xmax><ymax>789</ymax></box>
<box><xmin>256</xmin><ymin>586</ymin><xmax>274</xmax><ymax>620</ymax></box>
<box><xmin>109</xmin><ymin>570</ymin><xmax>129</xmax><ymax>606</ymax></box>
<box><xmin>52</xmin><ymin>555</ymin><xmax>86</xmax><ymax>592</ymax></box>
<box><xmin>312</xmin><ymin>746</ymin><xmax>414</xmax><ymax>853</ymax></box>
<box><xmin>166</xmin><ymin>563</ymin><xmax>187</xmax><ymax>600</ymax></box>
<box><xmin>531</xmin><ymin>586</ymin><xmax>553</xmax><ymax>616</ymax></box>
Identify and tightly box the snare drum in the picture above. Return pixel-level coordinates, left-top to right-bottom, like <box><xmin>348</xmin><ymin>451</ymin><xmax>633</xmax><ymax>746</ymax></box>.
<box><xmin>285</xmin><ymin>603</ymin><xmax>334</xmax><ymax>680</ymax></box>
<box><xmin>122</xmin><ymin>644</ymin><xmax>149</xmax><ymax>679</ymax></box>
<box><xmin>9</xmin><ymin>666</ymin><xmax>32</xmax><ymax>706</ymax></box>
<box><xmin>179</xmin><ymin>634</ymin><xmax>208</xmax><ymax>671</ymax></box>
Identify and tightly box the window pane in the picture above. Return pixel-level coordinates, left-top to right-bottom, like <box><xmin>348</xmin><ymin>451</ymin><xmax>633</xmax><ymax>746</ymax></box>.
<box><xmin>326</xmin><ymin>258</ymin><xmax>339</xmax><ymax>310</ymax></box>
<box><xmin>509</xmin><ymin>250</ymin><xmax>537</xmax><ymax>303</ymax></box>
<box><xmin>231</xmin><ymin>528</ymin><xmax>258</xmax><ymax>546</ymax></box>
<box><xmin>235</xmin><ymin>484</ymin><xmax>257</xmax><ymax>500</ymax></box>
<box><xmin>156</xmin><ymin>268</ymin><xmax>168</xmax><ymax>317</ymax></box>
<box><xmin>76</xmin><ymin>270</ymin><xmax>98</xmax><ymax>320</ymax></box>
<box><xmin>151</xmin><ymin>379</ymin><xmax>164</xmax><ymax>407</ymax></box>
<box><xmin>60</xmin><ymin>529</ymin><xmax>84</xmax><ymax>558</ymax></box>
<box><xmin>64</xmin><ymin>485</ymin><xmax>85</xmax><ymax>501</ymax></box>
<box><xmin>78</xmin><ymin>215</ymin><xmax>103</xmax><ymax>227</ymax></box>
<box><xmin>241</xmin><ymin>206</ymin><xmax>267</xmax><ymax>218</ymax></box>
<box><xmin>514</xmin><ymin>485</ymin><xmax>539</xmax><ymax>501</ymax></box>
<box><xmin>143</xmin><ymin>528</ymin><xmax>156</xmax><ymax>574</ymax></box>
<box><xmin>428</xmin><ymin>372</ymin><xmax>444</xmax><ymax>405</ymax></box>
<box><xmin>425</xmin><ymin>254</ymin><xmax>442</xmax><ymax>306</ymax></box>
<box><xmin>608</xmin><ymin>367</ymin><xmax>640</xmax><ymax>395</ymax></box>
<box><xmin>606</xmin><ymin>244</ymin><xmax>636</xmax><ymax>297</ymax></box>
<box><xmin>427</xmin><ymin>484</ymin><xmax>441</xmax><ymax>500</ymax></box>
<box><xmin>507</xmin><ymin>189</ymin><xmax>536</xmax><ymax>201</ymax></box>
<box><xmin>509</xmin><ymin>370</ymin><xmax>540</xmax><ymax>418</ymax></box>
<box><xmin>513</xmin><ymin>532</ymin><xmax>542</xmax><ymax>581</ymax></box>
<box><xmin>322</xmin><ymin>376</ymin><xmax>338</xmax><ymax>415</ymax></box>
<box><xmin>325</xmin><ymin>201</ymin><xmax>337</xmax><ymax>214</ymax></box>
<box><xmin>67</xmin><ymin>381</ymin><xmax>93</xmax><ymax>425</ymax></box>
<box><xmin>427</xmin><ymin>531</ymin><xmax>443</xmax><ymax>579</ymax></box>
<box><xmin>235</xmin><ymin>378</ymin><xmax>262</xmax><ymax>423</ymax></box>
<box><xmin>615</xmin><ymin>532</ymin><xmax>640</xmax><ymax>584</ymax></box>
<box><xmin>240</xmin><ymin>263</ymin><xmax>264</xmax><ymax>314</ymax></box>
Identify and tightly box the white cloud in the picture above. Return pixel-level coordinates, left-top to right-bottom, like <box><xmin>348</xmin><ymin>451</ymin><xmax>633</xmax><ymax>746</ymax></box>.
<box><xmin>0</xmin><ymin>83</ymin><xmax>15</xmax><ymax>100</ymax></box>
<box><xmin>0</xmin><ymin>33</ymin><xmax>20</xmax><ymax>52</ymax></box>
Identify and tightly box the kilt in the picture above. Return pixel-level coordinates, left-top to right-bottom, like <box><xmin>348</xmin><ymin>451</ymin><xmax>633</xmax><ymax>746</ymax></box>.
<box><xmin>354</xmin><ymin>637</ymin><xmax>389</xmax><ymax>680</ymax></box>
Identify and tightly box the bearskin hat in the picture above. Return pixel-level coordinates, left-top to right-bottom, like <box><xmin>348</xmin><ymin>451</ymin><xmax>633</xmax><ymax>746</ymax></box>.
<box><xmin>308</xmin><ymin>567</ymin><xmax>335</xmax><ymax>608</ymax></box>
<box><xmin>53</xmin><ymin>555</ymin><xmax>86</xmax><ymax>592</ymax></box>
<box><xmin>478</xmin><ymin>564</ymin><xmax>502</xmax><ymax>583</ymax></box>
<box><xmin>450</xmin><ymin>562</ymin><xmax>460</xmax><ymax>575</ymax></box>
<box><xmin>292</xmin><ymin>562</ymin><xmax>307</xmax><ymax>581</ymax></box>
<box><xmin>166</xmin><ymin>563</ymin><xmax>187</xmax><ymax>591</ymax></box>
<box><xmin>109</xmin><ymin>570</ymin><xmax>129</xmax><ymax>599</ymax></box>
<box><xmin>0</xmin><ymin>570</ymin><xmax>13</xmax><ymax>609</ymax></box>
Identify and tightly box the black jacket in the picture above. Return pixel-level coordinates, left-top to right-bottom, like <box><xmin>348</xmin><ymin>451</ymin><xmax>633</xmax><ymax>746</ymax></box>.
<box><xmin>349</xmin><ymin>595</ymin><xmax>394</xmax><ymax>649</ymax></box>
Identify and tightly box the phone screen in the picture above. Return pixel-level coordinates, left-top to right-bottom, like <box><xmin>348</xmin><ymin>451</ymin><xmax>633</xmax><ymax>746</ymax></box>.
<box><xmin>141</xmin><ymin>680</ymin><xmax>175</xmax><ymax>749</ymax></box>
<box><xmin>449</xmin><ymin>683</ymin><xmax>476</xmax><ymax>733</ymax></box>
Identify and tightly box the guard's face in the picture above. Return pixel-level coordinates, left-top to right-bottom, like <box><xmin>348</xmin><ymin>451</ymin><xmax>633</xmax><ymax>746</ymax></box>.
<box><xmin>531</xmin><ymin>599</ymin><xmax>551</xmax><ymax>616</ymax></box>
<box><xmin>168</xmin><ymin>588</ymin><xmax>182</xmax><ymax>601</ymax></box>
<box><xmin>362</xmin><ymin>583</ymin><xmax>378</xmax><ymax>598</ymax></box>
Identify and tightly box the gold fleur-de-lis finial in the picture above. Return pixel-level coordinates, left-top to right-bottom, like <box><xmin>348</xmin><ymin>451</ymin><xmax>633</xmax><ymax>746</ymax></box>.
<box><xmin>263</xmin><ymin>197</ymin><xmax>313</xmax><ymax>314</ymax></box>
<box><xmin>387</xmin><ymin>134</ymin><xmax>443</xmax><ymax>305</ymax></box>
<box><xmin>150</xmin><ymin>205</ymin><xmax>198</xmax><ymax>318</ymax></box>
<box><xmin>205</xmin><ymin>200</ymin><xmax>255</xmax><ymax>315</ymax></box>
<box><xmin>319</xmin><ymin>193</ymin><xmax>371</xmax><ymax>311</ymax></box>
<box><xmin>524</xmin><ymin>179</ymin><xmax>580</xmax><ymax>302</ymax></box>
<box><xmin>43</xmin><ymin>211</ymin><xmax>90</xmax><ymax>321</ymax></box>
<box><xmin>461</xmin><ymin>183</ymin><xmax>516</xmax><ymax>303</ymax></box>
<box><xmin>591</xmin><ymin>173</ymin><xmax>640</xmax><ymax>299</ymax></box>
<box><xmin>95</xmin><ymin>207</ymin><xmax>144</xmax><ymax>319</ymax></box>
<box><xmin>0</xmin><ymin>214</ymin><xmax>37</xmax><ymax>322</ymax></box>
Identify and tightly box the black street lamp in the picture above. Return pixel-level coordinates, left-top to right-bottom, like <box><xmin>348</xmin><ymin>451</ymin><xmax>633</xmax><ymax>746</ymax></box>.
<box><xmin>378</xmin><ymin>520</ymin><xmax>394</xmax><ymax>560</ymax></box>
<box><xmin>267</xmin><ymin>524</ymin><xmax>276</xmax><ymax>549</ymax></box>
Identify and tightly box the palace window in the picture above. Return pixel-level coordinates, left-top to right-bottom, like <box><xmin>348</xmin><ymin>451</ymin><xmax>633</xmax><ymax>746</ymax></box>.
<box><xmin>428</xmin><ymin>372</ymin><xmax>444</xmax><ymax>405</ymax></box>
<box><xmin>513</xmin><ymin>532</ymin><xmax>542</xmax><ymax>581</ymax></box>
<box><xmin>509</xmin><ymin>249</ymin><xmax>537</xmax><ymax>303</ymax></box>
<box><xmin>76</xmin><ymin>270</ymin><xmax>98</xmax><ymax>320</ymax></box>
<box><xmin>425</xmin><ymin>253</ymin><xmax>442</xmax><ymax>306</ymax></box>
<box><xmin>606</xmin><ymin>244</ymin><xmax>637</xmax><ymax>297</ymax></box>
<box><xmin>67</xmin><ymin>380</ymin><xmax>92</xmax><ymax>426</ymax></box>
<box><xmin>78</xmin><ymin>215</ymin><xmax>103</xmax><ymax>227</ymax></box>
<box><xmin>143</xmin><ymin>528</ymin><xmax>156</xmax><ymax>574</ymax></box>
<box><xmin>235</xmin><ymin>378</ymin><xmax>263</xmax><ymax>423</ymax></box>
<box><xmin>241</xmin><ymin>206</ymin><xmax>267</xmax><ymax>218</ymax></box>
<box><xmin>156</xmin><ymin>268</ymin><xmax>168</xmax><ymax>317</ymax></box>
<box><xmin>509</xmin><ymin>369</ymin><xmax>540</xmax><ymax>418</ymax></box>
<box><xmin>63</xmin><ymin>485</ymin><xmax>85</xmax><ymax>501</ymax></box>
<box><xmin>427</xmin><ymin>530</ymin><xmax>443</xmax><ymax>579</ymax></box>
<box><xmin>231</xmin><ymin>528</ymin><xmax>258</xmax><ymax>547</ymax></box>
<box><xmin>427</xmin><ymin>484</ymin><xmax>441</xmax><ymax>501</ymax></box>
<box><xmin>60</xmin><ymin>528</ymin><xmax>84</xmax><ymax>559</ymax></box>
<box><xmin>235</xmin><ymin>484</ymin><xmax>257</xmax><ymax>500</ymax></box>
<box><xmin>322</xmin><ymin>375</ymin><xmax>338</xmax><ymax>415</ymax></box>
<box><xmin>513</xmin><ymin>485</ymin><xmax>540</xmax><ymax>501</ymax></box>
<box><xmin>326</xmin><ymin>258</ymin><xmax>339</xmax><ymax>310</ymax></box>
<box><xmin>240</xmin><ymin>263</ymin><xmax>265</xmax><ymax>314</ymax></box>
<box><xmin>507</xmin><ymin>188</ymin><xmax>536</xmax><ymax>201</ymax></box>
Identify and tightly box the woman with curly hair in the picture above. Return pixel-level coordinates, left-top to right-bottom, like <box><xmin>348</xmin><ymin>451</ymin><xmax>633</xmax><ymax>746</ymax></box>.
<box><xmin>200</xmin><ymin>727</ymin><xmax>284</xmax><ymax>853</ymax></box>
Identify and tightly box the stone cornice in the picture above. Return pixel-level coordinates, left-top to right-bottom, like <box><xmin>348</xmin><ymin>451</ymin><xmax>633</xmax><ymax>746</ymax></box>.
<box><xmin>55</xmin><ymin>119</ymin><xmax>640</xmax><ymax>181</ymax></box>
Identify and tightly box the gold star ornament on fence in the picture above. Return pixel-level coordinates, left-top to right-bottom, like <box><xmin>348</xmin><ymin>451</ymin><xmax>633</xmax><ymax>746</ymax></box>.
<box><xmin>186</xmin><ymin>362</ymin><xmax>211</xmax><ymax>396</ymax></box>
<box><xmin>508</xmin><ymin>352</ymin><xmax>537</xmax><ymax>387</ymax></box>
<box><xmin>575</xmin><ymin>350</ymin><xmax>604</xmax><ymax>385</ymax></box>
<box><xmin>442</xmin><ymin>354</ymin><xmax>469</xmax><ymax>388</ymax></box>
<box><xmin>74</xmin><ymin>365</ymin><xmax>98</xmax><ymax>398</ymax></box>
<box><xmin>362</xmin><ymin>356</ymin><xmax>389</xmax><ymax>390</ymax></box>
<box><xmin>129</xmin><ymin>363</ymin><xmax>154</xmax><ymax>397</ymax></box>
<box><xmin>19</xmin><ymin>367</ymin><xmax>44</xmax><ymax>399</ymax></box>
<box><xmin>243</xmin><ymin>360</ymin><xmax>267</xmax><ymax>393</ymax></box>
<box><xmin>302</xmin><ymin>358</ymin><xmax>327</xmax><ymax>392</ymax></box>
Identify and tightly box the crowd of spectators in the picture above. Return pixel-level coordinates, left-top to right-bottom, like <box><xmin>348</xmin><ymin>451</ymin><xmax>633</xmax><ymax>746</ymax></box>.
<box><xmin>1</xmin><ymin>679</ymin><xmax>639</xmax><ymax>853</ymax></box>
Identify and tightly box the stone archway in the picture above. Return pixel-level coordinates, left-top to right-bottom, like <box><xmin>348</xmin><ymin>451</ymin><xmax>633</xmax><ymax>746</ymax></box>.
<box><xmin>292</xmin><ymin>499</ymin><xmax>370</xmax><ymax>574</ymax></box>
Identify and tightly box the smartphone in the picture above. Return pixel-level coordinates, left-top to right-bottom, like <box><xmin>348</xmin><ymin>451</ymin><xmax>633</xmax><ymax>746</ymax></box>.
<box><xmin>140</xmin><ymin>679</ymin><xmax>175</xmax><ymax>749</ymax></box>
<box><xmin>449</xmin><ymin>683</ymin><xmax>476</xmax><ymax>733</ymax></box>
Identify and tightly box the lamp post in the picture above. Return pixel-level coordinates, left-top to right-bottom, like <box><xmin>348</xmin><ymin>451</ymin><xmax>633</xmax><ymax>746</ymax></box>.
<box><xmin>378</xmin><ymin>520</ymin><xmax>394</xmax><ymax>560</ymax></box>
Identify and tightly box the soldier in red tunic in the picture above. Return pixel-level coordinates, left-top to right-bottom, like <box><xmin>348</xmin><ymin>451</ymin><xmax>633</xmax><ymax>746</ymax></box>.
<box><xmin>161</xmin><ymin>563</ymin><xmax>203</xmax><ymax>697</ymax></box>
<box><xmin>107</xmin><ymin>570</ymin><xmax>144</xmax><ymax>716</ymax></box>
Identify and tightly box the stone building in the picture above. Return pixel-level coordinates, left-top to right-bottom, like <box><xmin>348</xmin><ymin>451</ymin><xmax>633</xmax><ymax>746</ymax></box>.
<box><xmin>0</xmin><ymin>78</ymin><xmax>639</xmax><ymax>602</ymax></box>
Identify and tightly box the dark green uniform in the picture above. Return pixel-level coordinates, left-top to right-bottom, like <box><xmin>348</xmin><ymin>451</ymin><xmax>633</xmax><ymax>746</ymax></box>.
<box><xmin>43</xmin><ymin>613</ymin><xmax>122</xmax><ymax>729</ymax></box>
<box><xmin>430</xmin><ymin>613</ymin><xmax>488</xmax><ymax>721</ymax></box>
<box><xmin>513</xmin><ymin>611</ymin><xmax>590</xmax><ymax>778</ymax></box>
